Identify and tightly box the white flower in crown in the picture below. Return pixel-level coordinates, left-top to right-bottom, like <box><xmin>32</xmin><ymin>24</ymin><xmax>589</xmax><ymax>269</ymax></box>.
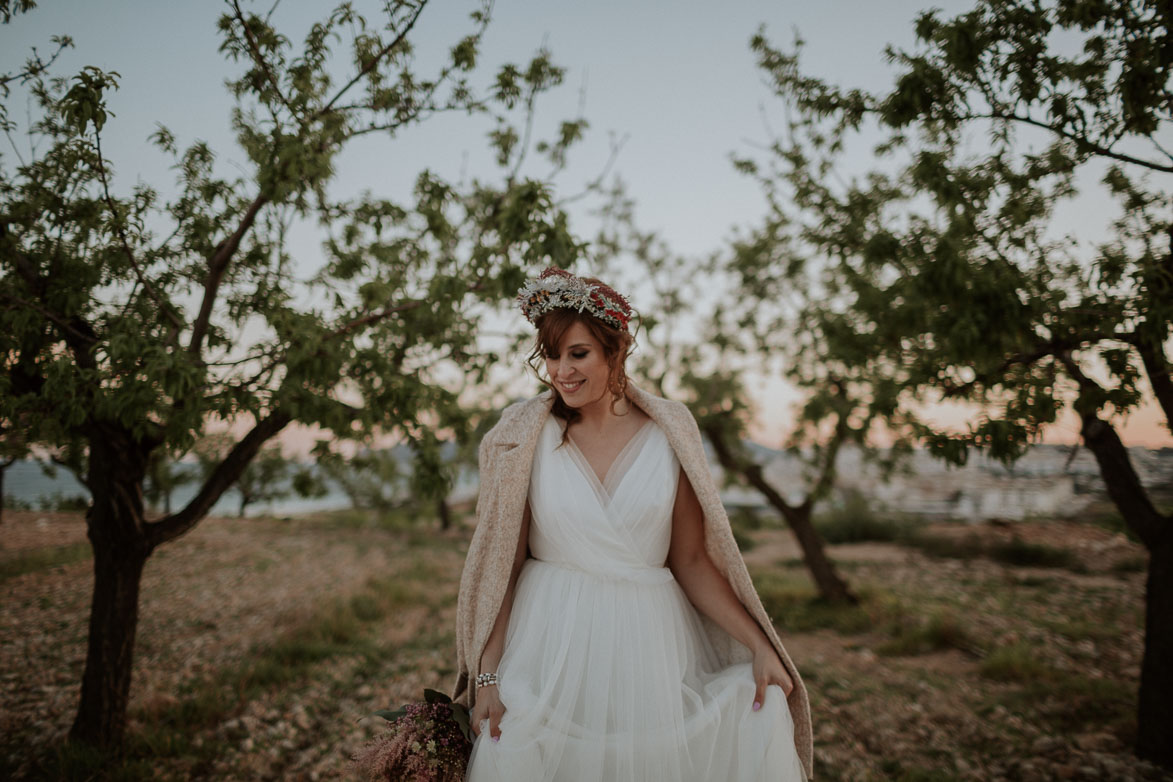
<box><xmin>516</xmin><ymin>267</ymin><xmax>632</xmax><ymax>331</ymax></box>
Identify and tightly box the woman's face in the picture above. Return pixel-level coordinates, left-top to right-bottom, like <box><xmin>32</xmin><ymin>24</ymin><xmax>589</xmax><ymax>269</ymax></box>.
<box><xmin>544</xmin><ymin>320</ymin><xmax>614</xmax><ymax>409</ymax></box>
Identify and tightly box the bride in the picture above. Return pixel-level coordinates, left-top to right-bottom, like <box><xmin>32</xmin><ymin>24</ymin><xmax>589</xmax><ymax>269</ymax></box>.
<box><xmin>452</xmin><ymin>268</ymin><xmax>813</xmax><ymax>781</ymax></box>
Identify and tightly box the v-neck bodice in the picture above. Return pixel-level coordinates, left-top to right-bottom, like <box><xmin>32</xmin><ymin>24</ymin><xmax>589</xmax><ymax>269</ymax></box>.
<box><xmin>526</xmin><ymin>414</ymin><xmax>681</xmax><ymax>578</ymax></box>
<box><xmin>565</xmin><ymin>418</ymin><xmax>656</xmax><ymax>506</ymax></box>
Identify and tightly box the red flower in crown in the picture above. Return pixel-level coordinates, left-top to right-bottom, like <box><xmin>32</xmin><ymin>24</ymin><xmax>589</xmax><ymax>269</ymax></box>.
<box><xmin>516</xmin><ymin>267</ymin><xmax>633</xmax><ymax>331</ymax></box>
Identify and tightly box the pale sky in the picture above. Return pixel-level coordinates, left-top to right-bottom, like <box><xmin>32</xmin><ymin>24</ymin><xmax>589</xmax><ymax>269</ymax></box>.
<box><xmin>6</xmin><ymin>1</ymin><xmax>1170</xmax><ymax>450</ymax></box>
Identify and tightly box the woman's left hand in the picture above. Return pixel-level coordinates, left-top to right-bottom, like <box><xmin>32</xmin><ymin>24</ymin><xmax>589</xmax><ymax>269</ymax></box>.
<box><xmin>751</xmin><ymin>643</ymin><xmax>794</xmax><ymax>711</ymax></box>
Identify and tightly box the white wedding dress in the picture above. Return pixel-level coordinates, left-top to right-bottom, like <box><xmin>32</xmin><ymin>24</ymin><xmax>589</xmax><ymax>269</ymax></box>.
<box><xmin>465</xmin><ymin>416</ymin><xmax>807</xmax><ymax>782</ymax></box>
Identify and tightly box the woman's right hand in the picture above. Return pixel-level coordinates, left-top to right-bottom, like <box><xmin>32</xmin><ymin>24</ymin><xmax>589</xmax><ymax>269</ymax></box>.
<box><xmin>470</xmin><ymin>685</ymin><xmax>505</xmax><ymax>742</ymax></box>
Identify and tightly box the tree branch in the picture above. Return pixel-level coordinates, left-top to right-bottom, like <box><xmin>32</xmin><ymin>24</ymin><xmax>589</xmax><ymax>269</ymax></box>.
<box><xmin>1056</xmin><ymin>350</ymin><xmax>1167</xmax><ymax>548</ymax></box>
<box><xmin>230</xmin><ymin>0</ymin><xmax>298</xmax><ymax>120</ymax></box>
<box><xmin>326</xmin><ymin>297</ymin><xmax>427</xmax><ymax>341</ymax></box>
<box><xmin>316</xmin><ymin>0</ymin><xmax>429</xmax><ymax>119</ymax></box>
<box><xmin>1137</xmin><ymin>336</ymin><xmax>1173</xmax><ymax>433</ymax></box>
<box><xmin>0</xmin><ymin>37</ymin><xmax>71</xmax><ymax>89</ymax></box>
<box><xmin>958</xmin><ymin>110</ymin><xmax>1173</xmax><ymax>174</ymax></box>
<box><xmin>0</xmin><ymin>291</ymin><xmax>96</xmax><ymax>345</ymax></box>
<box><xmin>187</xmin><ymin>193</ymin><xmax>269</xmax><ymax>357</ymax></box>
<box><xmin>700</xmin><ymin>420</ymin><xmax>802</xmax><ymax>521</ymax></box>
<box><xmin>235</xmin><ymin>287</ymin><xmax>476</xmax><ymax>390</ymax></box>
<box><xmin>940</xmin><ymin>343</ymin><xmax>1058</xmax><ymax>398</ymax></box>
<box><xmin>805</xmin><ymin>380</ymin><xmax>853</xmax><ymax>504</ymax></box>
<box><xmin>556</xmin><ymin>132</ymin><xmax>628</xmax><ymax>207</ymax></box>
<box><xmin>92</xmin><ymin>126</ymin><xmax>184</xmax><ymax>337</ymax></box>
<box><xmin>145</xmin><ymin>408</ymin><xmax>293</xmax><ymax>548</ymax></box>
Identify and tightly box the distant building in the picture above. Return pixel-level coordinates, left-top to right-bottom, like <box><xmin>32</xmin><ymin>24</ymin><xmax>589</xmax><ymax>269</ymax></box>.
<box><xmin>714</xmin><ymin>441</ymin><xmax>1173</xmax><ymax>523</ymax></box>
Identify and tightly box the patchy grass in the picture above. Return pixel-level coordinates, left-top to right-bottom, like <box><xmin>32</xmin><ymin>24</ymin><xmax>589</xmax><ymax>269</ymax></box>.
<box><xmin>750</xmin><ymin>565</ymin><xmax>987</xmax><ymax>659</ymax></box>
<box><xmin>302</xmin><ymin>505</ymin><xmax>472</xmax><ymax>536</ymax></box>
<box><xmin>7</xmin><ymin>511</ymin><xmax>1154</xmax><ymax>782</ymax></box>
<box><xmin>27</xmin><ymin>565</ymin><xmax>444</xmax><ymax>781</ymax></box>
<box><xmin>979</xmin><ymin>642</ymin><xmax>1059</xmax><ymax>683</ymax></box>
<box><xmin>986</xmin><ymin>537</ymin><xmax>1078</xmax><ymax>568</ymax></box>
<box><xmin>904</xmin><ymin>529</ymin><xmax>1078</xmax><ymax>569</ymax></box>
<box><xmin>0</xmin><ymin>541</ymin><xmax>91</xmax><ymax>582</ymax></box>
<box><xmin>1083</xmin><ymin>507</ymin><xmax>1143</xmax><ymax>544</ymax></box>
<box><xmin>880</xmin><ymin>759</ymin><xmax>963</xmax><ymax>782</ymax></box>
<box><xmin>980</xmin><ymin>643</ymin><xmax>1137</xmax><ymax>740</ymax></box>
<box><xmin>1111</xmin><ymin>554</ymin><xmax>1148</xmax><ymax>574</ymax></box>
<box><xmin>1041</xmin><ymin>617</ymin><xmax>1126</xmax><ymax>643</ymax></box>
<box><xmin>813</xmin><ymin>491</ymin><xmax>920</xmax><ymax>544</ymax></box>
<box><xmin>876</xmin><ymin>608</ymin><xmax>978</xmax><ymax>657</ymax></box>
<box><xmin>752</xmin><ymin>568</ymin><xmax>874</xmax><ymax>634</ymax></box>
<box><xmin>815</xmin><ymin>512</ymin><xmax>916</xmax><ymax>545</ymax></box>
<box><xmin>39</xmin><ymin>740</ymin><xmax>161</xmax><ymax>782</ymax></box>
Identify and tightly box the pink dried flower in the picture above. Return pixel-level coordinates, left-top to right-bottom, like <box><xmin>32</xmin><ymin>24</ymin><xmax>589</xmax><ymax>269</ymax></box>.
<box><xmin>351</xmin><ymin>694</ymin><xmax>473</xmax><ymax>782</ymax></box>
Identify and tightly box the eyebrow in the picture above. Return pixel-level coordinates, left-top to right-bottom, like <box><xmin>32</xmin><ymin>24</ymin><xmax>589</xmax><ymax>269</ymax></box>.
<box><xmin>566</xmin><ymin>343</ymin><xmax>591</xmax><ymax>349</ymax></box>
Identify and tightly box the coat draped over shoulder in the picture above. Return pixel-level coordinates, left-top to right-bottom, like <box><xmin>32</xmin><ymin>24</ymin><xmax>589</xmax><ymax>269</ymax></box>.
<box><xmin>452</xmin><ymin>384</ymin><xmax>814</xmax><ymax>780</ymax></box>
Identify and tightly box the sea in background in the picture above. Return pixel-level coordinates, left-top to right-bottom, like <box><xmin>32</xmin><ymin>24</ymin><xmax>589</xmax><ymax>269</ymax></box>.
<box><xmin>9</xmin><ymin>442</ymin><xmax>1170</xmax><ymax>523</ymax></box>
<box><xmin>3</xmin><ymin>460</ymin><xmax>353</xmax><ymax>518</ymax></box>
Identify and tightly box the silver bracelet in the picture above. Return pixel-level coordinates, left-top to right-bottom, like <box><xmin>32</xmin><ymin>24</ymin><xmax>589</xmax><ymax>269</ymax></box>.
<box><xmin>476</xmin><ymin>672</ymin><xmax>499</xmax><ymax>689</ymax></box>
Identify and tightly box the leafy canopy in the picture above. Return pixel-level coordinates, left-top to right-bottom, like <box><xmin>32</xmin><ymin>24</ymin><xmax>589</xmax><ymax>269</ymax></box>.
<box><xmin>744</xmin><ymin>0</ymin><xmax>1172</xmax><ymax>465</ymax></box>
<box><xmin>1</xmin><ymin>1</ymin><xmax>589</xmax><ymax>500</ymax></box>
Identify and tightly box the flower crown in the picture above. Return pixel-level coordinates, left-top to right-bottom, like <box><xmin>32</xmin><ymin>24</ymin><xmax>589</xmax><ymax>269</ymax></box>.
<box><xmin>516</xmin><ymin>267</ymin><xmax>633</xmax><ymax>331</ymax></box>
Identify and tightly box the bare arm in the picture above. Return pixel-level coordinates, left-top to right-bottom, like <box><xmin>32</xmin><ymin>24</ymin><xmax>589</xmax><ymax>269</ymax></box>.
<box><xmin>471</xmin><ymin>500</ymin><xmax>531</xmax><ymax>739</ymax></box>
<box><xmin>667</xmin><ymin>466</ymin><xmax>793</xmax><ymax>708</ymax></box>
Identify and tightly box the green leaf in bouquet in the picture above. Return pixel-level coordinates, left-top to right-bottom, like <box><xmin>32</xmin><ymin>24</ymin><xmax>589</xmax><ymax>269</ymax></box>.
<box><xmin>423</xmin><ymin>688</ymin><xmax>453</xmax><ymax>705</ymax></box>
<box><xmin>449</xmin><ymin>702</ymin><xmax>473</xmax><ymax>743</ymax></box>
<box><xmin>371</xmin><ymin>707</ymin><xmax>407</xmax><ymax>722</ymax></box>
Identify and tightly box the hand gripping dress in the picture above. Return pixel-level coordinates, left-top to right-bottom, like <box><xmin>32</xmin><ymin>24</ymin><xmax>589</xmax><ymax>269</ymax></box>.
<box><xmin>465</xmin><ymin>415</ymin><xmax>808</xmax><ymax>782</ymax></box>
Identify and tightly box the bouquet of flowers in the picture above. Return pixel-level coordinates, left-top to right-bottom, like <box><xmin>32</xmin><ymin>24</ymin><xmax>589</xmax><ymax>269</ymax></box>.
<box><xmin>351</xmin><ymin>688</ymin><xmax>474</xmax><ymax>782</ymax></box>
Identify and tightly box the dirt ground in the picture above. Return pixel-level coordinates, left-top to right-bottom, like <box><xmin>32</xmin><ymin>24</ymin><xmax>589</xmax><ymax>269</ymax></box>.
<box><xmin>1</xmin><ymin>510</ymin><xmax>1169</xmax><ymax>781</ymax></box>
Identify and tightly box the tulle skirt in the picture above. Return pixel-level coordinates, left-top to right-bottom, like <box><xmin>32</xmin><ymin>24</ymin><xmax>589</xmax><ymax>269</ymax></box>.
<box><xmin>465</xmin><ymin>558</ymin><xmax>807</xmax><ymax>782</ymax></box>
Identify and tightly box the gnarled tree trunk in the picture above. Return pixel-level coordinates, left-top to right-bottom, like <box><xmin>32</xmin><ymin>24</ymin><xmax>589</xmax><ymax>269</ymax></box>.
<box><xmin>702</xmin><ymin>423</ymin><xmax>858</xmax><ymax>604</ymax></box>
<box><xmin>69</xmin><ymin>427</ymin><xmax>153</xmax><ymax>749</ymax></box>
<box><xmin>0</xmin><ymin>458</ymin><xmax>10</xmax><ymax>525</ymax></box>
<box><xmin>1139</xmin><ymin>538</ymin><xmax>1172</xmax><ymax>767</ymax></box>
<box><xmin>1079</xmin><ymin>413</ymin><xmax>1172</xmax><ymax>768</ymax></box>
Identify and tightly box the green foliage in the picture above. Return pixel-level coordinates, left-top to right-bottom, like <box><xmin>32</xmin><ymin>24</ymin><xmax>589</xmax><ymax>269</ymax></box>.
<box><xmin>317</xmin><ymin>446</ymin><xmax>406</xmax><ymax>514</ymax></box>
<box><xmin>0</xmin><ymin>0</ymin><xmax>36</xmax><ymax>25</ymax></box>
<box><xmin>1</xmin><ymin>2</ymin><xmax>599</xmax><ymax>748</ymax></box>
<box><xmin>745</xmin><ymin>0</ymin><xmax>1173</xmax><ymax>479</ymax></box>
<box><xmin>195</xmin><ymin>435</ymin><xmax>314</xmax><ymax>516</ymax></box>
<box><xmin>1</xmin><ymin>0</ymin><xmax>590</xmax><ymax>527</ymax></box>
<box><xmin>812</xmin><ymin>489</ymin><xmax>919</xmax><ymax>544</ymax></box>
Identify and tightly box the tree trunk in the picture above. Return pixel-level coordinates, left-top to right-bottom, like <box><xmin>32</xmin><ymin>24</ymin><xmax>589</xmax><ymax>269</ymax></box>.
<box><xmin>437</xmin><ymin>497</ymin><xmax>451</xmax><ymax>530</ymax></box>
<box><xmin>66</xmin><ymin>409</ymin><xmax>292</xmax><ymax>750</ymax></box>
<box><xmin>1138</xmin><ymin>537</ymin><xmax>1173</xmax><ymax>768</ymax></box>
<box><xmin>68</xmin><ymin>429</ymin><xmax>153</xmax><ymax>750</ymax></box>
<box><xmin>69</xmin><ymin>531</ymin><xmax>150</xmax><ymax>748</ymax></box>
<box><xmin>1078</xmin><ymin>412</ymin><xmax>1172</xmax><ymax>770</ymax></box>
<box><xmin>786</xmin><ymin>501</ymin><xmax>857</xmax><ymax>604</ymax></box>
<box><xmin>701</xmin><ymin>423</ymin><xmax>858</xmax><ymax>604</ymax></box>
<box><xmin>0</xmin><ymin>459</ymin><xmax>7</xmax><ymax>525</ymax></box>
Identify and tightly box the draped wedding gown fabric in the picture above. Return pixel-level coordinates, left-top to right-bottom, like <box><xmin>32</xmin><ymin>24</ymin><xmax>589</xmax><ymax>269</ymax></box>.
<box><xmin>466</xmin><ymin>416</ymin><xmax>807</xmax><ymax>782</ymax></box>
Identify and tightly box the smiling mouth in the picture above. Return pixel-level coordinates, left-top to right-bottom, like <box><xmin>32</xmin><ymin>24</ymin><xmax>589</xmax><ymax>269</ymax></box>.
<box><xmin>558</xmin><ymin>380</ymin><xmax>585</xmax><ymax>392</ymax></box>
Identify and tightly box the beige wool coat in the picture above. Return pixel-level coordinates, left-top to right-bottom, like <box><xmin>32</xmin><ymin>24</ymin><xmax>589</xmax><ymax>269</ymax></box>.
<box><xmin>451</xmin><ymin>383</ymin><xmax>814</xmax><ymax>780</ymax></box>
